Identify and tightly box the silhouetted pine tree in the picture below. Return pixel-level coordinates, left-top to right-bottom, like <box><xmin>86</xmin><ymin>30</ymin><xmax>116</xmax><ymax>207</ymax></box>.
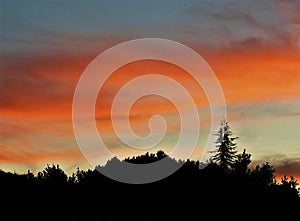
<box><xmin>211</xmin><ymin>119</ymin><xmax>238</xmax><ymax>171</ymax></box>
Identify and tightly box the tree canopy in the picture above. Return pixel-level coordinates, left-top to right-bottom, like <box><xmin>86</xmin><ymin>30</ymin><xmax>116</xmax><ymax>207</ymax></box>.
<box><xmin>0</xmin><ymin>121</ymin><xmax>299</xmax><ymax>220</ymax></box>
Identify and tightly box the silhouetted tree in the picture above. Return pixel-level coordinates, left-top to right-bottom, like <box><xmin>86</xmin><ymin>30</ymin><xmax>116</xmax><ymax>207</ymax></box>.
<box><xmin>281</xmin><ymin>175</ymin><xmax>299</xmax><ymax>190</ymax></box>
<box><xmin>26</xmin><ymin>170</ymin><xmax>35</xmax><ymax>181</ymax></box>
<box><xmin>211</xmin><ymin>119</ymin><xmax>238</xmax><ymax>171</ymax></box>
<box><xmin>37</xmin><ymin>164</ymin><xmax>68</xmax><ymax>185</ymax></box>
<box><xmin>232</xmin><ymin>149</ymin><xmax>251</xmax><ymax>175</ymax></box>
<box><xmin>251</xmin><ymin>162</ymin><xmax>276</xmax><ymax>186</ymax></box>
<box><xmin>156</xmin><ymin>150</ymin><xmax>167</xmax><ymax>160</ymax></box>
<box><xmin>68</xmin><ymin>171</ymin><xmax>77</xmax><ymax>184</ymax></box>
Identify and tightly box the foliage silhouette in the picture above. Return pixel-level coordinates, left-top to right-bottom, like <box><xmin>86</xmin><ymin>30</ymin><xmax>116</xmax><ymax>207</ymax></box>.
<box><xmin>37</xmin><ymin>164</ymin><xmax>68</xmax><ymax>185</ymax></box>
<box><xmin>232</xmin><ymin>149</ymin><xmax>251</xmax><ymax>176</ymax></box>
<box><xmin>1</xmin><ymin>150</ymin><xmax>299</xmax><ymax>220</ymax></box>
<box><xmin>1</xmin><ymin>121</ymin><xmax>299</xmax><ymax>220</ymax></box>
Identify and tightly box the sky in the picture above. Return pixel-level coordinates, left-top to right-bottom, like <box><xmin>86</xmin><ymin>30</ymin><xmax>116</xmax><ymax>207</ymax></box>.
<box><xmin>0</xmin><ymin>0</ymin><xmax>299</xmax><ymax>179</ymax></box>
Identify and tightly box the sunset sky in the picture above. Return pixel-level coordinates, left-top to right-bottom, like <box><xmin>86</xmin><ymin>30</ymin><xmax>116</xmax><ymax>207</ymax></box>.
<box><xmin>0</xmin><ymin>0</ymin><xmax>299</xmax><ymax>179</ymax></box>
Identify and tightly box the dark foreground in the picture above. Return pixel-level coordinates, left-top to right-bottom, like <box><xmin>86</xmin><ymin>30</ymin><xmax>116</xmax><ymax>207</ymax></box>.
<box><xmin>1</xmin><ymin>153</ymin><xmax>299</xmax><ymax>221</ymax></box>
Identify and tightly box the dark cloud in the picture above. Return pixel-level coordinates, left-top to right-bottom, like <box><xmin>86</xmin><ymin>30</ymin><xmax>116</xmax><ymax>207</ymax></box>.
<box><xmin>189</xmin><ymin>0</ymin><xmax>298</xmax><ymax>49</ymax></box>
<box><xmin>252</xmin><ymin>154</ymin><xmax>300</xmax><ymax>179</ymax></box>
<box><xmin>274</xmin><ymin>0</ymin><xmax>300</xmax><ymax>24</ymax></box>
<box><xmin>274</xmin><ymin>158</ymin><xmax>300</xmax><ymax>178</ymax></box>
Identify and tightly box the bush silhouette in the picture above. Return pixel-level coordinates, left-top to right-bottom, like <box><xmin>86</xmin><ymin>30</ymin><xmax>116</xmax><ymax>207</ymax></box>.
<box><xmin>37</xmin><ymin>164</ymin><xmax>68</xmax><ymax>185</ymax></box>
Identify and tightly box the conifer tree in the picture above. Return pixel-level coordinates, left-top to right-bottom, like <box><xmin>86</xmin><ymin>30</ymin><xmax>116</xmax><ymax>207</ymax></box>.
<box><xmin>211</xmin><ymin>119</ymin><xmax>238</xmax><ymax>171</ymax></box>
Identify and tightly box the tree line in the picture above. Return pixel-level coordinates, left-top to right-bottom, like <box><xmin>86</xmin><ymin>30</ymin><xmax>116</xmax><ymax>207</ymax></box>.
<box><xmin>0</xmin><ymin>120</ymin><xmax>299</xmax><ymax>220</ymax></box>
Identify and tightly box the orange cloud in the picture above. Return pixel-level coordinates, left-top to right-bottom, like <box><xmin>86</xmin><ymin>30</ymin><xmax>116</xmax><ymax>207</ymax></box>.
<box><xmin>201</xmin><ymin>44</ymin><xmax>300</xmax><ymax>105</ymax></box>
<box><xmin>1</xmin><ymin>34</ymin><xmax>299</xmax><ymax>174</ymax></box>
<box><xmin>2</xmin><ymin>37</ymin><xmax>298</xmax><ymax>120</ymax></box>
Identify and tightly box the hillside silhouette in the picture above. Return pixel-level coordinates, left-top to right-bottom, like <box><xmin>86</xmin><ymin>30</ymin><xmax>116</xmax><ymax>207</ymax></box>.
<box><xmin>1</xmin><ymin>151</ymin><xmax>299</xmax><ymax>220</ymax></box>
<box><xmin>1</xmin><ymin>121</ymin><xmax>299</xmax><ymax>220</ymax></box>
